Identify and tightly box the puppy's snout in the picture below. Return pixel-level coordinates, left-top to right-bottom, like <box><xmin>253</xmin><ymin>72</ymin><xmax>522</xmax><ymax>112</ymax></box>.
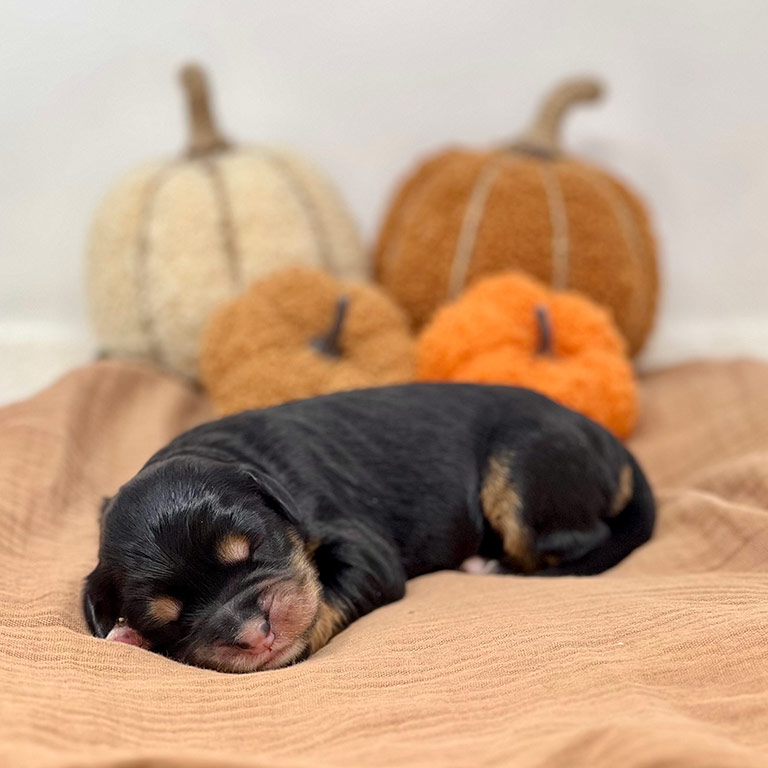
<box><xmin>234</xmin><ymin>619</ymin><xmax>274</xmax><ymax>654</ymax></box>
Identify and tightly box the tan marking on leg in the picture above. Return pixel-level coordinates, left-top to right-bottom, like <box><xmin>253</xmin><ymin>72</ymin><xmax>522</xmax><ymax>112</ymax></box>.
<box><xmin>610</xmin><ymin>463</ymin><xmax>634</xmax><ymax>516</ymax></box>
<box><xmin>308</xmin><ymin>601</ymin><xmax>345</xmax><ymax>655</ymax></box>
<box><xmin>481</xmin><ymin>456</ymin><xmax>536</xmax><ymax>572</ymax></box>
<box><xmin>215</xmin><ymin>534</ymin><xmax>250</xmax><ymax>564</ymax></box>
<box><xmin>148</xmin><ymin>595</ymin><xmax>182</xmax><ymax>624</ymax></box>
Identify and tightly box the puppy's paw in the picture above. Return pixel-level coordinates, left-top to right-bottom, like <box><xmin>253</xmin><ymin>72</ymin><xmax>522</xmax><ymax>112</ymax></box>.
<box><xmin>459</xmin><ymin>556</ymin><xmax>501</xmax><ymax>575</ymax></box>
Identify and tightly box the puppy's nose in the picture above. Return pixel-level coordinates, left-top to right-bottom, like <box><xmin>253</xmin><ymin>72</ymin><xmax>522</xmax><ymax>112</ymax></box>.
<box><xmin>234</xmin><ymin>620</ymin><xmax>273</xmax><ymax>653</ymax></box>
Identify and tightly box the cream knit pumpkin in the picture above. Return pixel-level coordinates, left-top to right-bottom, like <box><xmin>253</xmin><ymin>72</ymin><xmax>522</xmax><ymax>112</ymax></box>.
<box><xmin>86</xmin><ymin>64</ymin><xmax>364</xmax><ymax>379</ymax></box>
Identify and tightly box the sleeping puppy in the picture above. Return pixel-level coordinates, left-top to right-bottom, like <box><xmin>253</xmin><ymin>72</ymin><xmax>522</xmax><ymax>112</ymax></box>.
<box><xmin>83</xmin><ymin>383</ymin><xmax>655</xmax><ymax>672</ymax></box>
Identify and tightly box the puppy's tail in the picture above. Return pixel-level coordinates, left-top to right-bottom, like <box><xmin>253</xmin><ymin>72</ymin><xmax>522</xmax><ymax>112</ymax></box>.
<box><xmin>540</xmin><ymin>450</ymin><xmax>655</xmax><ymax>576</ymax></box>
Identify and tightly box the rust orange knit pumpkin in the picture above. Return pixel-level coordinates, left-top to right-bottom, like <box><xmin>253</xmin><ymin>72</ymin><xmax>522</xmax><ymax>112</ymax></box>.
<box><xmin>200</xmin><ymin>266</ymin><xmax>415</xmax><ymax>414</ymax></box>
<box><xmin>375</xmin><ymin>77</ymin><xmax>658</xmax><ymax>356</ymax></box>
<box><xmin>417</xmin><ymin>271</ymin><xmax>638</xmax><ymax>439</ymax></box>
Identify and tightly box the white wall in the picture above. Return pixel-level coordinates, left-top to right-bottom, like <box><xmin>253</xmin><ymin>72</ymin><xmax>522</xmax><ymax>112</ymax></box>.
<box><xmin>1</xmin><ymin>0</ymin><xmax>767</xmax><ymax>401</ymax></box>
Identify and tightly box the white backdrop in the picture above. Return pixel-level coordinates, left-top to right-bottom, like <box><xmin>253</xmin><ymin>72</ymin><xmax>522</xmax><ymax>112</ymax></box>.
<box><xmin>1</xmin><ymin>0</ymin><xmax>767</xmax><ymax>401</ymax></box>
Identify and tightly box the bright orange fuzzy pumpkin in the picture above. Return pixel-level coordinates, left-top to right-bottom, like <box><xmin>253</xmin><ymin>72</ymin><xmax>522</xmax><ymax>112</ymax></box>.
<box><xmin>375</xmin><ymin>77</ymin><xmax>658</xmax><ymax>356</ymax></box>
<box><xmin>417</xmin><ymin>272</ymin><xmax>638</xmax><ymax>438</ymax></box>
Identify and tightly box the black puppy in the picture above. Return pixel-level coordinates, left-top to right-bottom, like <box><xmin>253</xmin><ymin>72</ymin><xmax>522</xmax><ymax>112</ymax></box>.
<box><xmin>84</xmin><ymin>383</ymin><xmax>654</xmax><ymax>672</ymax></box>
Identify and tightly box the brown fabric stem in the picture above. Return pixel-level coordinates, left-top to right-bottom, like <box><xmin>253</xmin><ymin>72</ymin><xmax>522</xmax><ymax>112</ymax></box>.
<box><xmin>534</xmin><ymin>304</ymin><xmax>553</xmax><ymax>355</ymax></box>
<box><xmin>510</xmin><ymin>77</ymin><xmax>603</xmax><ymax>158</ymax></box>
<box><xmin>311</xmin><ymin>296</ymin><xmax>349</xmax><ymax>357</ymax></box>
<box><xmin>180</xmin><ymin>63</ymin><xmax>231</xmax><ymax>158</ymax></box>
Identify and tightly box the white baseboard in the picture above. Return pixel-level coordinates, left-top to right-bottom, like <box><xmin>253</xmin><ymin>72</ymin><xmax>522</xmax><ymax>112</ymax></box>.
<box><xmin>637</xmin><ymin>318</ymin><xmax>768</xmax><ymax>371</ymax></box>
<box><xmin>0</xmin><ymin>318</ymin><xmax>767</xmax><ymax>407</ymax></box>
<box><xmin>0</xmin><ymin>322</ymin><xmax>95</xmax><ymax>407</ymax></box>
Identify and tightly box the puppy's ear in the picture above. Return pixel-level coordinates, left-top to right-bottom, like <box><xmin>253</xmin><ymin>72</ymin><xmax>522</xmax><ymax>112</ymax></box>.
<box><xmin>242</xmin><ymin>469</ymin><xmax>301</xmax><ymax>528</ymax></box>
<box><xmin>82</xmin><ymin>565</ymin><xmax>120</xmax><ymax>638</ymax></box>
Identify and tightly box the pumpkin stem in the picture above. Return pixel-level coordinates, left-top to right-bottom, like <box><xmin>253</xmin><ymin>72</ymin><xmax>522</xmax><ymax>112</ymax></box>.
<box><xmin>535</xmin><ymin>304</ymin><xmax>554</xmax><ymax>355</ymax></box>
<box><xmin>180</xmin><ymin>63</ymin><xmax>232</xmax><ymax>158</ymax></box>
<box><xmin>510</xmin><ymin>77</ymin><xmax>603</xmax><ymax>159</ymax></box>
<box><xmin>311</xmin><ymin>296</ymin><xmax>349</xmax><ymax>358</ymax></box>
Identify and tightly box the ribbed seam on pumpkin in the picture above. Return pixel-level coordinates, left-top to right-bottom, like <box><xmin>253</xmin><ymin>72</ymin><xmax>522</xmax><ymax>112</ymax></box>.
<box><xmin>134</xmin><ymin>164</ymin><xmax>181</xmax><ymax>367</ymax></box>
<box><xmin>536</xmin><ymin>164</ymin><xmax>570</xmax><ymax>290</ymax></box>
<box><xmin>377</xmin><ymin>153</ymin><xmax>471</xmax><ymax>287</ymax></box>
<box><xmin>260</xmin><ymin>150</ymin><xmax>334</xmax><ymax>275</ymax></box>
<box><xmin>567</xmin><ymin>164</ymin><xmax>650</xmax><ymax>351</ymax></box>
<box><xmin>199</xmin><ymin>157</ymin><xmax>244</xmax><ymax>292</ymax></box>
<box><xmin>447</xmin><ymin>158</ymin><xmax>505</xmax><ymax>301</ymax></box>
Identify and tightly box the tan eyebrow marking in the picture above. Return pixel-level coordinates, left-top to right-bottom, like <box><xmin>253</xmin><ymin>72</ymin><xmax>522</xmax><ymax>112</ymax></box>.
<box><xmin>148</xmin><ymin>595</ymin><xmax>182</xmax><ymax>624</ymax></box>
<box><xmin>215</xmin><ymin>534</ymin><xmax>250</xmax><ymax>564</ymax></box>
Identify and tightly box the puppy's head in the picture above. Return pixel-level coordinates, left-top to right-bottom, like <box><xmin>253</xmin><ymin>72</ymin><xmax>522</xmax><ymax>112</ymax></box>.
<box><xmin>83</xmin><ymin>458</ymin><xmax>321</xmax><ymax>673</ymax></box>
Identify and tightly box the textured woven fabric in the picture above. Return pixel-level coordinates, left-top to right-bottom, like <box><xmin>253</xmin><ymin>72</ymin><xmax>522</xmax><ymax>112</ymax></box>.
<box><xmin>1</xmin><ymin>359</ymin><xmax>767</xmax><ymax>767</ymax></box>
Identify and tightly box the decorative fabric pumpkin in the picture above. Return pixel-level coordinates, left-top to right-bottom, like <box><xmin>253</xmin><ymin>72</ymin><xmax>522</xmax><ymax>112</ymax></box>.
<box><xmin>417</xmin><ymin>271</ymin><xmax>638</xmax><ymax>438</ymax></box>
<box><xmin>375</xmin><ymin>77</ymin><xmax>658</xmax><ymax>356</ymax></box>
<box><xmin>200</xmin><ymin>266</ymin><xmax>415</xmax><ymax>414</ymax></box>
<box><xmin>87</xmin><ymin>64</ymin><xmax>364</xmax><ymax>379</ymax></box>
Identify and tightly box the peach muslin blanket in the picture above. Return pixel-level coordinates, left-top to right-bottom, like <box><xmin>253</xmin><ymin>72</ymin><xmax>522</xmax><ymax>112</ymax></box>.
<box><xmin>1</xmin><ymin>360</ymin><xmax>767</xmax><ymax>768</ymax></box>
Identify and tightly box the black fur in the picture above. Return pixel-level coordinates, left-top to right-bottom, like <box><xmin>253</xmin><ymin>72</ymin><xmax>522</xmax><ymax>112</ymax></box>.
<box><xmin>84</xmin><ymin>383</ymin><xmax>655</xmax><ymax>669</ymax></box>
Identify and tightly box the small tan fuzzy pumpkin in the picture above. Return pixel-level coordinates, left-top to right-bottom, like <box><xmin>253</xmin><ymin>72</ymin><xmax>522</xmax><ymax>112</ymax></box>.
<box><xmin>87</xmin><ymin>64</ymin><xmax>364</xmax><ymax>378</ymax></box>
<box><xmin>375</xmin><ymin>77</ymin><xmax>658</xmax><ymax>355</ymax></box>
<box><xmin>200</xmin><ymin>266</ymin><xmax>415</xmax><ymax>414</ymax></box>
